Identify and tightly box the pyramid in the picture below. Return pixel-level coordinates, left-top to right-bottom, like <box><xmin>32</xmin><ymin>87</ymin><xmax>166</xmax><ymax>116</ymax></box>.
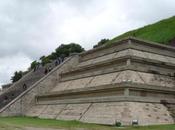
<box><xmin>0</xmin><ymin>37</ymin><xmax>175</xmax><ymax>126</ymax></box>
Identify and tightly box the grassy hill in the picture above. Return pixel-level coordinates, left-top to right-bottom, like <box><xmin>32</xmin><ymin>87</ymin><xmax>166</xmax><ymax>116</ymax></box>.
<box><xmin>108</xmin><ymin>16</ymin><xmax>175</xmax><ymax>46</ymax></box>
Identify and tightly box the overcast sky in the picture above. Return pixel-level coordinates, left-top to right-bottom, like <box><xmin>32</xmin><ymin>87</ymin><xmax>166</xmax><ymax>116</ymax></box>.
<box><xmin>0</xmin><ymin>0</ymin><xmax>175</xmax><ymax>86</ymax></box>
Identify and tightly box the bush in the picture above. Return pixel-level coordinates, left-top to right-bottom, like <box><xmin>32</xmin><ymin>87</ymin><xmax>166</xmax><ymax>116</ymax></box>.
<box><xmin>115</xmin><ymin>121</ymin><xmax>122</xmax><ymax>127</ymax></box>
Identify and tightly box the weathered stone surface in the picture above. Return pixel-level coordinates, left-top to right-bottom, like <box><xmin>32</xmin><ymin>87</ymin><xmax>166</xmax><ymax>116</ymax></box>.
<box><xmin>80</xmin><ymin>102</ymin><xmax>125</xmax><ymax>125</ymax></box>
<box><xmin>80</xmin><ymin>102</ymin><xmax>174</xmax><ymax>125</ymax></box>
<box><xmin>39</xmin><ymin>105</ymin><xmax>66</xmax><ymax>119</ymax></box>
<box><xmin>144</xmin><ymin>51</ymin><xmax>169</xmax><ymax>63</ymax></box>
<box><xmin>115</xmin><ymin>49</ymin><xmax>130</xmax><ymax>58</ymax></box>
<box><xmin>78</xmin><ymin>59</ymin><xmax>93</xmax><ymax>67</ymax></box>
<box><xmin>129</xmin><ymin>49</ymin><xmax>147</xmax><ymax>58</ymax></box>
<box><xmin>51</xmin><ymin>81</ymin><xmax>72</xmax><ymax>92</ymax></box>
<box><xmin>87</xmin><ymin>72</ymin><xmax>119</xmax><ymax>87</ymax></box>
<box><xmin>92</xmin><ymin>53</ymin><xmax>117</xmax><ymax>64</ymax></box>
<box><xmin>78</xmin><ymin>53</ymin><xmax>117</xmax><ymax>67</ymax></box>
<box><xmin>66</xmin><ymin>77</ymin><xmax>93</xmax><ymax>90</ymax></box>
<box><xmin>113</xmin><ymin>70</ymin><xmax>144</xmax><ymax>84</ymax></box>
<box><xmin>25</xmin><ymin>105</ymin><xmax>47</xmax><ymax>117</ymax></box>
<box><xmin>130</xmin><ymin>103</ymin><xmax>174</xmax><ymax>125</ymax></box>
<box><xmin>138</xmin><ymin>72</ymin><xmax>175</xmax><ymax>88</ymax></box>
<box><xmin>167</xmin><ymin>56</ymin><xmax>175</xmax><ymax>64</ymax></box>
<box><xmin>56</xmin><ymin>104</ymin><xmax>91</xmax><ymax>120</ymax></box>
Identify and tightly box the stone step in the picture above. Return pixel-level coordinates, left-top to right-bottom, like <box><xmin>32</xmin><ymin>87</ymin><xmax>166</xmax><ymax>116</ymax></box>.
<box><xmin>0</xmin><ymin>59</ymin><xmax>61</xmax><ymax>110</ymax></box>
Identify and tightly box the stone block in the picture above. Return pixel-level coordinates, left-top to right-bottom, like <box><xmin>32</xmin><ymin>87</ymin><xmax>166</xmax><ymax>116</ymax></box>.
<box><xmin>39</xmin><ymin>105</ymin><xmax>66</xmax><ymax>119</ymax></box>
<box><xmin>114</xmin><ymin>70</ymin><xmax>144</xmax><ymax>84</ymax></box>
<box><xmin>66</xmin><ymin>77</ymin><xmax>93</xmax><ymax>90</ymax></box>
<box><xmin>78</xmin><ymin>59</ymin><xmax>93</xmax><ymax>67</ymax></box>
<box><xmin>51</xmin><ymin>81</ymin><xmax>72</xmax><ymax>92</ymax></box>
<box><xmin>80</xmin><ymin>102</ymin><xmax>174</xmax><ymax>125</ymax></box>
<box><xmin>56</xmin><ymin>104</ymin><xmax>91</xmax><ymax>120</ymax></box>
<box><xmin>88</xmin><ymin>72</ymin><xmax>119</xmax><ymax>87</ymax></box>
<box><xmin>25</xmin><ymin>105</ymin><xmax>47</xmax><ymax>117</ymax></box>
<box><xmin>138</xmin><ymin>72</ymin><xmax>175</xmax><ymax>88</ymax></box>
<box><xmin>115</xmin><ymin>49</ymin><xmax>130</xmax><ymax>58</ymax></box>
<box><xmin>167</xmin><ymin>57</ymin><xmax>175</xmax><ymax>64</ymax></box>
<box><xmin>144</xmin><ymin>52</ymin><xmax>169</xmax><ymax>63</ymax></box>
<box><xmin>129</xmin><ymin>103</ymin><xmax>174</xmax><ymax>125</ymax></box>
<box><xmin>92</xmin><ymin>53</ymin><xmax>117</xmax><ymax>64</ymax></box>
<box><xmin>80</xmin><ymin>102</ymin><xmax>129</xmax><ymax>125</ymax></box>
<box><xmin>129</xmin><ymin>49</ymin><xmax>147</xmax><ymax>58</ymax></box>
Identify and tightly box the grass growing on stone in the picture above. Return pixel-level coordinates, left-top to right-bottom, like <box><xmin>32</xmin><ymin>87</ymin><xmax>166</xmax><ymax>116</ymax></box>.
<box><xmin>0</xmin><ymin>117</ymin><xmax>174</xmax><ymax>130</ymax></box>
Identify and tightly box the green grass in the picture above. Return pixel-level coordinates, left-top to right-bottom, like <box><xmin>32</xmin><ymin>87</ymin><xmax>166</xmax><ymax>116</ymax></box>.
<box><xmin>107</xmin><ymin>16</ymin><xmax>175</xmax><ymax>45</ymax></box>
<box><xmin>0</xmin><ymin>117</ymin><xmax>117</xmax><ymax>130</ymax></box>
<box><xmin>0</xmin><ymin>117</ymin><xmax>174</xmax><ymax>130</ymax></box>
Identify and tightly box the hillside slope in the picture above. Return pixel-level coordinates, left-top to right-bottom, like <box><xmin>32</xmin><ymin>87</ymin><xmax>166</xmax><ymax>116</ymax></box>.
<box><xmin>108</xmin><ymin>16</ymin><xmax>175</xmax><ymax>46</ymax></box>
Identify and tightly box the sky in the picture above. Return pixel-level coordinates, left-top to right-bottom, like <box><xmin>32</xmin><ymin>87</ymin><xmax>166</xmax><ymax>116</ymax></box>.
<box><xmin>0</xmin><ymin>0</ymin><xmax>175</xmax><ymax>86</ymax></box>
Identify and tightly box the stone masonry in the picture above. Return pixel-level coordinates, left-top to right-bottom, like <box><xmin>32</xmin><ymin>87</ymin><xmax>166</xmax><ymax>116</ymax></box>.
<box><xmin>0</xmin><ymin>37</ymin><xmax>175</xmax><ymax>126</ymax></box>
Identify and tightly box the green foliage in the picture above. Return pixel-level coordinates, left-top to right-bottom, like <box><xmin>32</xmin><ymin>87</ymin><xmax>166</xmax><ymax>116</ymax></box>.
<box><xmin>55</xmin><ymin>43</ymin><xmax>84</xmax><ymax>58</ymax></box>
<box><xmin>107</xmin><ymin>16</ymin><xmax>175</xmax><ymax>45</ymax></box>
<box><xmin>40</xmin><ymin>56</ymin><xmax>51</xmax><ymax>66</ymax></box>
<box><xmin>48</xmin><ymin>52</ymin><xmax>57</xmax><ymax>60</ymax></box>
<box><xmin>11</xmin><ymin>71</ymin><xmax>23</xmax><ymax>83</ymax></box>
<box><xmin>9</xmin><ymin>43</ymin><xmax>84</xmax><ymax>84</ymax></box>
<box><xmin>39</xmin><ymin>43</ymin><xmax>84</xmax><ymax>66</ymax></box>
<box><xmin>30</xmin><ymin>60</ymin><xmax>40</xmax><ymax>69</ymax></box>
<box><xmin>115</xmin><ymin>121</ymin><xmax>122</xmax><ymax>127</ymax></box>
<box><xmin>93</xmin><ymin>39</ymin><xmax>110</xmax><ymax>48</ymax></box>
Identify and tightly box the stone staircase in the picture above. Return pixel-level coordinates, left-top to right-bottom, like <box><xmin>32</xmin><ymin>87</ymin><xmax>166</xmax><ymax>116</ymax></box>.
<box><xmin>0</xmin><ymin>59</ymin><xmax>62</xmax><ymax>110</ymax></box>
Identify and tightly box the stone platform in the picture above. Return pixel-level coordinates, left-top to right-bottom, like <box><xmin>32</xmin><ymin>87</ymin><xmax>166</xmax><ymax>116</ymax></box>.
<box><xmin>0</xmin><ymin>37</ymin><xmax>175</xmax><ymax>126</ymax></box>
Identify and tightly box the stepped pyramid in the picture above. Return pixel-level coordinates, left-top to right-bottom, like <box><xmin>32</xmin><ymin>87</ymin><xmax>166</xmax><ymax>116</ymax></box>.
<box><xmin>0</xmin><ymin>37</ymin><xmax>175</xmax><ymax>126</ymax></box>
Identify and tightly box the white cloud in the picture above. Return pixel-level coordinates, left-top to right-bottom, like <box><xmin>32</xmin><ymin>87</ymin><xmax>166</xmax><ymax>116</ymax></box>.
<box><xmin>0</xmin><ymin>53</ymin><xmax>32</xmax><ymax>86</ymax></box>
<box><xmin>0</xmin><ymin>0</ymin><xmax>175</xmax><ymax>85</ymax></box>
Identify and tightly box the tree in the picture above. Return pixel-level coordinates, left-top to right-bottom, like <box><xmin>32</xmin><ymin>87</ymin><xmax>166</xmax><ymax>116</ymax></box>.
<box><xmin>48</xmin><ymin>52</ymin><xmax>57</xmax><ymax>60</ymax></box>
<box><xmin>40</xmin><ymin>55</ymin><xmax>51</xmax><ymax>66</ymax></box>
<box><xmin>39</xmin><ymin>56</ymin><xmax>46</xmax><ymax>61</ymax></box>
<box><xmin>55</xmin><ymin>43</ymin><xmax>84</xmax><ymax>58</ymax></box>
<box><xmin>11</xmin><ymin>71</ymin><xmax>23</xmax><ymax>83</ymax></box>
<box><xmin>93</xmin><ymin>38</ymin><xmax>110</xmax><ymax>48</ymax></box>
<box><xmin>30</xmin><ymin>60</ymin><xmax>40</xmax><ymax>69</ymax></box>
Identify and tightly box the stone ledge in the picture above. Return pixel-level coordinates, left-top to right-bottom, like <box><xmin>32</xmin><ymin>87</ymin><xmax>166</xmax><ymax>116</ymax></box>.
<box><xmin>80</xmin><ymin>37</ymin><xmax>175</xmax><ymax>62</ymax></box>
<box><xmin>36</xmin><ymin>82</ymin><xmax>175</xmax><ymax>104</ymax></box>
<box><xmin>63</xmin><ymin>56</ymin><xmax>128</xmax><ymax>75</ymax></box>
<box><xmin>38</xmin><ymin>82</ymin><xmax>175</xmax><ymax>97</ymax></box>
<box><xmin>60</xmin><ymin>55</ymin><xmax>175</xmax><ymax>81</ymax></box>
<box><xmin>61</xmin><ymin>55</ymin><xmax>175</xmax><ymax>80</ymax></box>
<box><xmin>37</xmin><ymin>95</ymin><xmax>175</xmax><ymax>105</ymax></box>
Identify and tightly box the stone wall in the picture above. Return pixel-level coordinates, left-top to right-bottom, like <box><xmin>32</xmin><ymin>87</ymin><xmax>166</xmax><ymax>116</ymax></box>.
<box><xmin>25</xmin><ymin>102</ymin><xmax>174</xmax><ymax>126</ymax></box>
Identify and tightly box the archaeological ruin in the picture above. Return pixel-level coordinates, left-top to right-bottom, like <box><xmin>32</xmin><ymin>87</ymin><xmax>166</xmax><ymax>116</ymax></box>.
<box><xmin>0</xmin><ymin>37</ymin><xmax>175</xmax><ymax>126</ymax></box>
